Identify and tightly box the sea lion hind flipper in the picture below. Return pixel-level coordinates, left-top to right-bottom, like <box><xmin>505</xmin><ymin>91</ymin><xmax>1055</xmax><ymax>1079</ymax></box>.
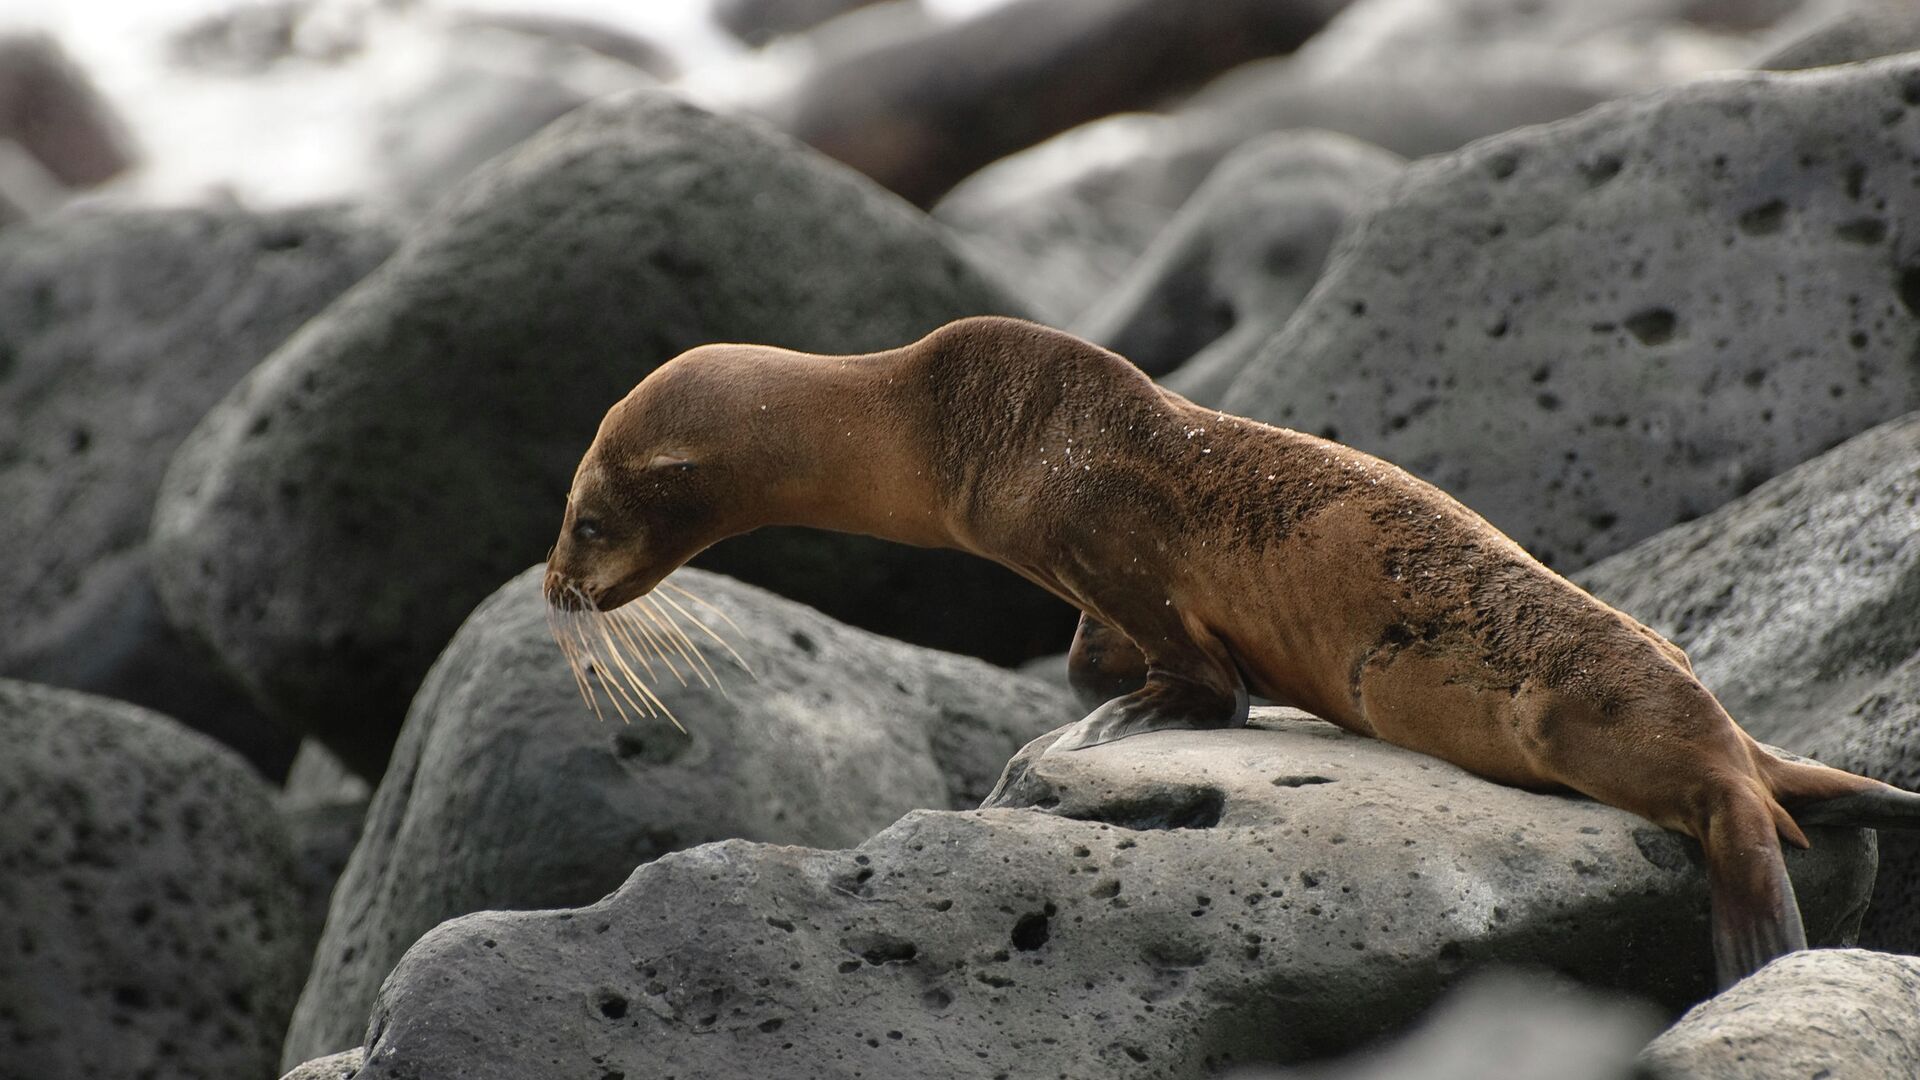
<box><xmin>1066</xmin><ymin>614</ymin><xmax>1148</xmax><ymax>711</ymax></box>
<box><xmin>1791</xmin><ymin>785</ymin><xmax>1920</xmax><ymax>829</ymax></box>
<box><xmin>1703</xmin><ymin>794</ymin><xmax>1808</xmax><ymax>990</ymax></box>
<box><xmin>1048</xmin><ymin>670</ymin><xmax>1248</xmax><ymax>753</ymax></box>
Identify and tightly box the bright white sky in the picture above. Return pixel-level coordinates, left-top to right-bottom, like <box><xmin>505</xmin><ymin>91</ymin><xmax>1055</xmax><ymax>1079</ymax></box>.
<box><xmin>8</xmin><ymin>0</ymin><xmax>1019</xmax><ymax>206</ymax></box>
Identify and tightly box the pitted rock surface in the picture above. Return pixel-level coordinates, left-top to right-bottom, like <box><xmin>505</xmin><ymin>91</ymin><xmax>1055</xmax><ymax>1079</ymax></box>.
<box><xmin>1223</xmin><ymin>57</ymin><xmax>1920</xmax><ymax>571</ymax></box>
<box><xmin>148</xmin><ymin>90</ymin><xmax>1067</xmax><ymax>779</ymax></box>
<box><xmin>280</xmin><ymin>565</ymin><xmax>1077</xmax><ymax>1068</ymax></box>
<box><xmin>0</xmin><ymin>205</ymin><xmax>396</xmax><ymax>774</ymax></box>
<box><xmin>1578</xmin><ymin>412</ymin><xmax>1920</xmax><ymax>953</ymax></box>
<box><xmin>1576</xmin><ymin>412</ymin><xmax>1920</xmax><ymax>748</ymax></box>
<box><xmin>341</xmin><ymin>709</ymin><xmax>1870</xmax><ymax>1080</ymax></box>
<box><xmin>1641</xmin><ymin>949</ymin><xmax>1920</xmax><ymax>1079</ymax></box>
<box><xmin>1075</xmin><ymin>130</ymin><xmax>1403</xmax><ymax>404</ymax></box>
<box><xmin>931</xmin><ymin>0</ymin><xmax>1755</xmax><ymax>326</ymax></box>
<box><xmin>0</xmin><ymin>679</ymin><xmax>306</xmax><ymax>1080</ymax></box>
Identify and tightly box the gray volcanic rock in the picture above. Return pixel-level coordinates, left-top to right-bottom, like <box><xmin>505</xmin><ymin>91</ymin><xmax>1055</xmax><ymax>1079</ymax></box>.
<box><xmin>341</xmin><ymin>709</ymin><xmax>1870</xmax><ymax>1080</ymax></box>
<box><xmin>716</xmin><ymin>0</ymin><xmax>904</xmax><ymax>47</ymax></box>
<box><xmin>0</xmin><ymin>679</ymin><xmax>306</xmax><ymax>1080</ymax></box>
<box><xmin>1075</xmin><ymin>130</ymin><xmax>1403</xmax><ymax>404</ymax></box>
<box><xmin>1233</xmin><ymin>970</ymin><xmax>1660</xmax><ymax>1080</ymax></box>
<box><xmin>1758</xmin><ymin>0</ymin><xmax>1920</xmax><ymax>70</ymax></box>
<box><xmin>280</xmin><ymin>565</ymin><xmax>1076</xmax><ymax>1069</ymax></box>
<box><xmin>1801</xmin><ymin>657</ymin><xmax>1920</xmax><ymax>954</ymax></box>
<box><xmin>1575</xmin><ymin>413</ymin><xmax>1920</xmax><ymax>953</ymax></box>
<box><xmin>148</xmin><ymin>90</ymin><xmax>1063</xmax><ymax>780</ymax></box>
<box><xmin>0</xmin><ymin>204</ymin><xmax>397</xmax><ymax>774</ymax></box>
<box><xmin>1223</xmin><ymin>58</ymin><xmax>1920</xmax><ymax>570</ymax></box>
<box><xmin>936</xmin><ymin>63</ymin><xmax>1631</xmax><ymax>326</ymax></box>
<box><xmin>1575</xmin><ymin>413</ymin><xmax>1920</xmax><ymax>749</ymax></box>
<box><xmin>280</xmin><ymin>1048</ymin><xmax>363</xmax><ymax>1080</ymax></box>
<box><xmin>772</xmin><ymin>0</ymin><xmax>1353</xmax><ymax>208</ymax></box>
<box><xmin>1640</xmin><ymin>949</ymin><xmax>1920</xmax><ymax>1079</ymax></box>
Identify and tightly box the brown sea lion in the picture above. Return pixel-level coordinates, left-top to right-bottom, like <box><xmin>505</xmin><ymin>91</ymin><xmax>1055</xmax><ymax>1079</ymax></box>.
<box><xmin>543</xmin><ymin>315</ymin><xmax>1920</xmax><ymax>989</ymax></box>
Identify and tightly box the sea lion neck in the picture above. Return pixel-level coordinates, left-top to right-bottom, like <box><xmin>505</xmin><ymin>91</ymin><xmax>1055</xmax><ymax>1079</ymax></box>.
<box><xmin>734</xmin><ymin>346</ymin><xmax>955</xmax><ymax>549</ymax></box>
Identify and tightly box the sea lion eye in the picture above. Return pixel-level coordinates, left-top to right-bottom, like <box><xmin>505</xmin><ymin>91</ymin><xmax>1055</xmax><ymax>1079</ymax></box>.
<box><xmin>573</xmin><ymin>518</ymin><xmax>602</xmax><ymax>542</ymax></box>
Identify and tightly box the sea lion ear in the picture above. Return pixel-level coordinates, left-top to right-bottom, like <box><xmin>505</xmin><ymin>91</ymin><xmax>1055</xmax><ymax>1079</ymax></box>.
<box><xmin>644</xmin><ymin>451</ymin><xmax>694</xmax><ymax>471</ymax></box>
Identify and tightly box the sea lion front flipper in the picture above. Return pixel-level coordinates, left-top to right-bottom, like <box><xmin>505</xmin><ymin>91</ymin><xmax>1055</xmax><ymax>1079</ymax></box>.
<box><xmin>1067</xmin><ymin>614</ymin><xmax>1148</xmax><ymax>711</ymax></box>
<box><xmin>1049</xmin><ymin>669</ymin><xmax>1249</xmax><ymax>752</ymax></box>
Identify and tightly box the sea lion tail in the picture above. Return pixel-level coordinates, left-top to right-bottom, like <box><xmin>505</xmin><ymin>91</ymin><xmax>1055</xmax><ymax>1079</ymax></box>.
<box><xmin>1701</xmin><ymin>785</ymin><xmax>1808</xmax><ymax>990</ymax></box>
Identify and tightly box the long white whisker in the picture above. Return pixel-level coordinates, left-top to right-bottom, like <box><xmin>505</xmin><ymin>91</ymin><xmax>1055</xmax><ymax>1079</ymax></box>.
<box><xmin>654</xmin><ymin>588</ymin><xmax>753</xmax><ymax>677</ymax></box>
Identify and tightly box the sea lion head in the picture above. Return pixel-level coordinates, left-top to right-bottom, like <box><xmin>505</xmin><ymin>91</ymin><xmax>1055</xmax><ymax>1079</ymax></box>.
<box><xmin>544</xmin><ymin>348</ymin><xmax>754</xmax><ymax>611</ymax></box>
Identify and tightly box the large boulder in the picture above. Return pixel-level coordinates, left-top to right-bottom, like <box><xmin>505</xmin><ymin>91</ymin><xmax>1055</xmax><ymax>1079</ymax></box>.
<box><xmin>1757</xmin><ymin>0</ymin><xmax>1920</xmax><ymax>70</ymax></box>
<box><xmin>338</xmin><ymin>709</ymin><xmax>1871</xmax><ymax>1079</ymax></box>
<box><xmin>1074</xmin><ymin>130</ymin><xmax>1404</xmax><ymax>404</ymax></box>
<box><xmin>1640</xmin><ymin>949</ymin><xmax>1920</xmax><ymax>1079</ymax></box>
<box><xmin>1576</xmin><ymin>412</ymin><xmax>1920</xmax><ymax>954</ymax></box>
<box><xmin>936</xmin><ymin>62</ymin><xmax>1639</xmax><ymax>327</ymax></box>
<box><xmin>0</xmin><ymin>679</ymin><xmax>307</xmax><ymax>1080</ymax></box>
<box><xmin>769</xmin><ymin>0</ymin><xmax>1355</xmax><ymax>208</ymax></box>
<box><xmin>148</xmin><ymin>90</ymin><xmax>1068</xmax><ymax>780</ymax></box>
<box><xmin>280</xmin><ymin>565</ymin><xmax>1077</xmax><ymax>1068</ymax></box>
<box><xmin>0</xmin><ymin>204</ymin><xmax>398</xmax><ymax>775</ymax></box>
<box><xmin>1223</xmin><ymin>57</ymin><xmax>1920</xmax><ymax>570</ymax></box>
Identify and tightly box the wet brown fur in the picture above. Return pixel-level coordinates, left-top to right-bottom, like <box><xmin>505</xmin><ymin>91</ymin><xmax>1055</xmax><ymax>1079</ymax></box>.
<box><xmin>546</xmin><ymin>315</ymin><xmax>1907</xmax><ymax>988</ymax></box>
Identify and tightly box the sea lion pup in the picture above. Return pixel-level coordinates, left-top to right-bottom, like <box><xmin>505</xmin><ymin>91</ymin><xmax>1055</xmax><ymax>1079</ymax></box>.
<box><xmin>544</xmin><ymin>315</ymin><xmax>1920</xmax><ymax>989</ymax></box>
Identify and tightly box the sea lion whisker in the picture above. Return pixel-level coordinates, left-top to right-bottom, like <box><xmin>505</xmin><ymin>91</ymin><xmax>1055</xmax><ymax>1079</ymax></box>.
<box><xmin>644</xmin><ymin>594</ymin><xmax>719</xmax><ymax>690</ymax></box>
<box><xmin>647</xmin><ymin>594</ymin><xmax>718</xmax><ymax>685</ymax></box>
<box><xmin>592</xmin><ymin>613</ymin><xmax>666</xmax><ymax>722</ymax></box>
<box><xmin>602</xmin><ymin>607</ymin><xmax>665</xmax><ymax>682</ymax></box>
<box><xmin>635</xmin><ymin>597</ymin><xmax>710</xmax><ymax>689</ymax></box>
<box><xmin>654</xmin><ymin>588</ymin><xmax>754</xmax><ymax>678</ymax></box>
<box><xmin>652</xmin><ymin>584</ymin><xmax>741</xmax><ymax>684</ymax></box>
<box><xmin>548</xmin><ymin>607</ymin><xmax>601</xmax><ymax>715</ymax></box>
<box><xmin>613</xmin><ymin>604</ymin><xmax>690</xmax><ymax>686</ymax></box>
<box><xmin>585</xmin><ymin>620</ymin><xmax>646</xmax><ymax>725</ymax></box>
<box><xmin>566</xmin><ymin>616</ymin><xmax>613</xmax><ymax>723</ymax></box>
<box><xmin>662</xmin><ymin>582</ymin><xmax>753</xmax><ymax>651</ymax></box>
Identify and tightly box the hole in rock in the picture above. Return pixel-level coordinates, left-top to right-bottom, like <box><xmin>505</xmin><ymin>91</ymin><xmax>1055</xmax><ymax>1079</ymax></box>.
<box><xmin>1622</xmin><ymin>308</ymin><xmax>1677</xmax><ymax>346</ymax></box>
<box><xmin>1011</xmin><ymin>911</ymin><xmax>1051</xmax><ymax>952</ymax></box>
<box><xmin>1737</xmin><ymin>200</ymin><xmax>1785</xmax><ymax>235</ymax></box>
<box><xmin>1271</xmin><ymin>775</ymin><xmax>1334</xmax><ymax>788</ymax></box>
<box><xmin>597</xmin><ymin>993</ymin><xmax>629</xmax><ymax>1020</ymax></box>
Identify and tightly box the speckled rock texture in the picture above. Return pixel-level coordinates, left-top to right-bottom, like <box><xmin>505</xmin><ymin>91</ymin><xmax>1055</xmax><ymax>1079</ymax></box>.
<box><xmin>771</xmin><ymin>0</ymin><xmax>1352</xmax><ymax>208</ymax></box>
<box><xmin>1640</xmin><ymin>949</ymin><xmax>1920</xmax><ymax>1079</ymax></box>
<box><xmin>1757</xmin><ymin>0</ymin><xmax>1920</xmax><ymax>71</ymax></box>
<box><xmin>0</xmin><ymin>205</ymin><xmax>397</xmax><ymax>775</ymax></box>
<box><xmin>933</xmin><ymin>0</ymin><xmax>1758</xmax><ymax>325</ymax></box>
<box><xmin>279</xmin><ymin>1048</ymin><xmax>364</xmax><ymax>1080</ymax></box>
<box><xmin>281</xmin><ymin>565</ymin><xmax>1077</xmax><ymax>1069</ymax></box>
<box><xmin>1577</xmin><ymin>413</ymin><xmax>1920</xmax><ymax>954</ymax></box>
<box><xmin>1224</xmin><ymin>57</ymin><xmax>1920</xmax><ymax>571</ymax></box>
<box><xmin>0</xmin><ymin>679</ymin><xmax>307</xmax><ymax>1080</ymax></box>
<box><xmin>337</xmin><ymin>708</ymin><xmax>1870</xmax><ymax>1080</ymax></box>
<box><xmin>1575</xmin><ymin>412</ymin><xmax>1919</xmax><ymax>748</ymax></box>
<box><xmin>1233</xmin><ymin>970</ymin><xmax>1660</xmax><ymax>1080</ymax></box>
<box><xmin>148</xmin><ymin>90</ymin><xmax>1071</xmax><ymax>780</ymax></box>
<box><xmin>1801</xmin><ymin>657</ymin><xmax>1920</xmax><ymax>955</ymax></box>
<box><xmin>1075</xmin><ymin>130</ymin><xmax>1403</xmax><ymax>404</ymax></box>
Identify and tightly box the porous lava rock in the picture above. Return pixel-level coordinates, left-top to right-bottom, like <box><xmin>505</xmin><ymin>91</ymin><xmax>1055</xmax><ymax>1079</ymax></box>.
<box><xmin>0</xmin><ymin>204</ymin><xmax>397</xmax><ymax>774</ymax></box>
<box><xmin>1223</xmin><ymin>57</ymin><xmax>1920</xmax><ymax>570</ymax></box>
<box><xmin>339</xmin><ymin>709</ymin><xmax>1870</xmax><ymax>1079</ymax></box>
<box><xmin>280</xmin><ymin>566</ymin><xmax>1077</xmax><ymax>1068</ymax></box>
<box><xmin>1640</xmin><ymin>949</ymin><xmax>1920</xmax><ymax>1079</ymax></box>
<box><xmin>1075</xmin><ymin>130</ymin><xmax>1403</xmax><ymax>404</ymax></box>
<box><xmin>0</xmin><ymin>679</ymin><xmax>306</xmax><ymax>1080</ymax></box>
<box><xmin>1576</xmin><ymin>412</ymin><xmax>1920</xmax><ymax>955</ymax></box>
<box><xmin>149</xmin><ymin>90</ymin><xmax>1064</xmax><ymax>779</ymax></box>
